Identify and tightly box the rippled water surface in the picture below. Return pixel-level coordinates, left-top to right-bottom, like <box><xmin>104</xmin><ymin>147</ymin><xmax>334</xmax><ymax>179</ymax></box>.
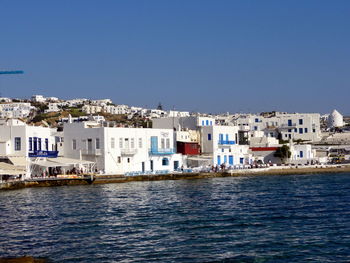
<box><xmin>1</xmin><ymin>173</ymin><xmax>350</xmax><ymax>262</ymax></box>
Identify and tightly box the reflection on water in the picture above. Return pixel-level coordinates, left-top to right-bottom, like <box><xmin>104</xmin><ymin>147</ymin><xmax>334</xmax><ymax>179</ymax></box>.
<box><xmin>1</xmin><ymin>173</ymin><xmax>350</xmax><ymax>262</ymax></box>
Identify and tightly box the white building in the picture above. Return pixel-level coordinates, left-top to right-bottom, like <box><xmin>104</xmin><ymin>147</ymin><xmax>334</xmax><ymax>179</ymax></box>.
<box><xmin>290</xmin><ymin>143</ymin><xmax>315</xmax><ymax>164</ymax></box>
<box><xmin>82</xmin><ymin>105</ymin><xmax>102</xmax><ymax>114</ymax></box>
<box><xmin>0</xmin><ymin>119</ymin><xmax>58</xmax><ymax>157</ymax></box>
<box><xmin>153</xmin><ymin>116</ymin><xmax>215</xmax><ymax>131</ymax></box>
<box><xmin>0</xmin><ymin>97</ymin><xmax>12</xmax><ymax>102</ymax></box>
<box><xmin>90</xmin><ymin>99</ymin><xmax>113</xmax><ymax>106</ymax></box>
<box><xmin>235</xmin><ymin>112</ymin><xmax>322</xmax><ymax>142</ymax></box>
<box><xmin>45</xmin><ymin>103</ymin><xmax>60</xmax><ymax>113</ymax></box>
<box><xmin>65</xmin><ymin>98</ymin><xmax>89</xmax><ymax>107</ymax></box>
<box><xmin>63</xmin><ymin>121</ymin><xmax>184</xmax><ymax>175</ymax></box>
<box><xmin>200</xmin><ymin>125</ymin><xmax>251</xmax><ymax>166</ymax></box>
<box><xmin>31</xmin><ymin>95</ymin><xmax>46</xmax><ymax>103</ymax></box>
<box><xmin>168</xmin><ymin>110</ymin><xmax>191</xmax><ymax>118</ymax></box>
<box><xmin>0</xmin><ymin>103</ymin><xmax>34</xmax><ymax>119</ymax></box>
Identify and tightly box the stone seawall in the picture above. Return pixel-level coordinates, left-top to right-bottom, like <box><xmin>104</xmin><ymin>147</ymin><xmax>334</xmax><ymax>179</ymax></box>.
<box><xmin>1</xmin><ymin>165</ymin><xmax>350</xmax><ymax>191</ymax></box>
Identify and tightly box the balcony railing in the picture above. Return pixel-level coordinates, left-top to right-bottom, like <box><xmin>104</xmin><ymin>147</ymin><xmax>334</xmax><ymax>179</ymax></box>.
<box><xmin>29</xmin><ymin>150</ymin><xmax>59</xmax><ymax>158</ymax></box>
<box><xmin>121</xmin><ymin>148</ymin><xmax>138</xmax><ymax>155</ymax></box>
<box><xmin>280</xmin><ymin>123</ymin><xmax>297</xmax><ymax>129</ymax></box>
<box><xmin>82</xmin><ymin>149</ymin><xmax>102</xmax><ymax>156</ymax></box>
<box><xmin>149</xmin><ymin>148</ymin><xmax>175</xmax><ymax>155</ymax></box>
<box><xmin>218</xmin><ymin>140</ymin><xmax>236</xmax><ymax>145</ymax></box>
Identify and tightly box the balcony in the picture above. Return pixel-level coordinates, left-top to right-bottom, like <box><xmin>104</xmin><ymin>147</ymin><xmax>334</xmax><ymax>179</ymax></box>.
<box><xmin>29</xmin><ymin>150</ymin><xmax>59</xmax><ymax>158</ymax></box>
<box><xmin>149</xmin><ymin>148</ymin><xmax>174</xmax><ymax>155</ymax></box>
<box><xmin>121</xmin><ymin>148</ymin><xmax>138</xmax><ymax>155</ymax></box>
<box><xmin>82</xmin><ymin>149</ymin><xmax>102</xmax><ymax>156</ymax></box>
<box><xmin>218</xmin><ymin>140</ymin><xmax>235</xmax><ymax>145</ymax></box>
<box><xmin>279</xmin><ymin>123</ymin><xmax>297</xmax><ymax>129</ymax></box>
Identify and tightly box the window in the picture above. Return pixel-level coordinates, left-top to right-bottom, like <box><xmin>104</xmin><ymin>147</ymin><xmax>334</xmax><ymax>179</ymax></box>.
<box><xmin>294</xmin><ymin>128</ymin><xmax>297</xmax><ymax>132</ymax></box>
<box><xmin>138</xmin><ymin>138</ymin><xmax>142</xmax><ymax>148</ymax></box>
<box><xmin>127</xmin><ymin>158</ymin><xmax>130</xmax><ymax>163</ymax></box>
<box><xmin>96</xmin><ymin>138</ymin><xmax>100</xmax><ymax>149</ymax></box>
<box><xmin>111</xmin><ymin>138</ymin><xmax>115</xmax><ymax>149</ymax></box>
<box><xmin>208</xmin><ymin>134</ymin><xmax>212</xmax><ymax>140</ymax></box>
<box><xmin>161</xmin><ymin>138</ymin><xmax>165</xmax><ymax>149</ymax></box>
<box><xmin>313</xmin><ymin>129</ymin><xmax>316</xmax><ymax>133</ymax></box>
<box><xmin>299</xmin><ymin>128</ymin><xmax>303</xmax><ymax>134</ymax></box>
<box><xmin>87</xmin><ymin>139</ymin><xmax>93</xmax><ymax>151</ymax></box>
<box><xmin>117</xmin><ymin>156</ymin><xmax>121</xmax><ymax>163</ymax></box>
<box><xmin>255</xmin><ymin>118</ymin><xmax>259</xmax><ymax>123</ymax></box>
<box><xmin>288</xmin><ymin>119</ymin><xmax>292</xmax><ymax>126</ymax></box>
<box><xmin>202</xmin><ymin>120</ymin><xmax>205</xmax><ymax>125</ymax></box>
<box><xmin>45</xmin><ymin>138</ymin><xmax>49</xmax><ymax>150</ymax></box>
<box><xmin>166</xmin><ymin>138</ymin><xmax>170</xmax><ymax>149</ymax></box>
<box><xmin>131</xmin><ymin>138</ymin><xmax>135</xmax><ymax>148</ymax></box>
<box><xmin>300</xmin><ymin>151</ymin><xmax>304</xmax><ymax>158</ymax></box>
<box><xmin>29</xmin><ymin>137</ymin><xmax>32</xmax><ymax>151</ymax></box>
<box><xmin>304</xmin><ymin>128</ymin><xmax>308</xmax><ymax>133</ymax></box>
<box><xmin>72</xmin><ymin>139</ymin><xmax>77</xmax><ymax>150</ymax></box>
<box><xmin>210</xmin><ymin>121</ymin><xmax>213</xmax><ymax>125</ymax></box>
<box><xmin>254</xmin><ymin>126</ymin><xmax>258</xmax><ymax>131</ymax></box>
<box><xmin>124</xmin><ymin>138</ymin><xmax>129</xmax><ymax>149</ymax></box>
<box><xmin>14</xmin><ymin>137</ymin><xmax>21</xmax><ymax>151</ymax></box>
<box><xmin>119</xmin><ymin>138</ymin><xmax>123</xmax><ymax>148</ymax></box>
<box><xmin>299</xmin><ymin>119</ymin><xmax>303</xmax><ymax>125</ymax></box>
<box><xmin>38</xmin><ymin>138</ymin><xmax>42</xmax><ymax>151</ymax></box>
<box><xmin>162</xmin><ymin>158</ymin><xmax>169</xmax><ymax>166</ymax></box>
<box><xmin>288</xmin><ymin>129</ymin><xmax>292</xmax><ymax>132</ymax></box>
<box><xmin>289</xmin><ymin>134</ymin><xmax>292</xmax><ymax>139</ymax></box>
<box><xmin>285</xmin><ymin>134</ymin><xmax>288</xmax><ymax>138</ymax></box>
<box><xmin>206</xmin><ymin>120</ymin><xmax>209</xmax><ymax>125</ymax></box>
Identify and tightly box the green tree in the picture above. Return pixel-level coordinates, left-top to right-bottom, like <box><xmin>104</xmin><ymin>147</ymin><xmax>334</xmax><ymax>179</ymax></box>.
<box><xmin>274</xmin><ymin>145</ymin><xmax>291</xmax><ymax>163</ymax></box>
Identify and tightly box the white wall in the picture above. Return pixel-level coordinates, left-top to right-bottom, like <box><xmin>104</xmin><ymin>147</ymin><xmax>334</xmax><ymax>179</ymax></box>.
<box><xmin>63</xmin><ymin>122</ymin><xmax>183</xmax><ymax>174</ymax></box>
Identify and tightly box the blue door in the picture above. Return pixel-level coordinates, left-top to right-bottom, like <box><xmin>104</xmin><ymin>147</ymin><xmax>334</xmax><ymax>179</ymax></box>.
<box><xmin>229</xmin><ymin>155</ymin><xmax>233</xmax><ymax>165</ymax></box>
<box><xmin>217</xmin><ymin>155</ymin><xmax>221</xmax><ymax>165</ymax></box>
<box><xmin>33</xmin><ymin>137</ymin><xmax>38</xmax><ymax>152</ymax></box>
<box><xmin>151</xmin><ymin>136</ymin><xmax>158</xmax><ymax>151</ymax></box>
<box><xmin>224</xmin><ymin>155</ymin><xmax>227</xmax><ymax>164</ymax></box>
<box><xmin>240</xmin><ymin>158</ymin><xmax>244</xmax><ymax>164</ymax></box>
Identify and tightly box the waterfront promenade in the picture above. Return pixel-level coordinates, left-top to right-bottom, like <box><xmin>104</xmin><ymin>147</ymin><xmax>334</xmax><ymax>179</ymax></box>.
<box><xmin>1</xmin><ymin>164</ymin><xmax>350</xmax><ymax>190</ymax></box>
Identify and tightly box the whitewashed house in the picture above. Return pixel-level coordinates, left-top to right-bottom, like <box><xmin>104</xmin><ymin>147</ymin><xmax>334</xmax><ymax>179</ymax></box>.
<box><xmin>63</xmin><ymin>121</ymin><xmax>184</xmax><ymax>175</ymax></box>
<box><xmin>31</xmin><ymin>95</ymin><xmax>46</xmax><ymax>103</ymax></box>
<box><xmin>201</xmin><ymin>125</ymin><xmax>252</xmax><ymax>167</ymax></box>
<box><xmin>45</xmin><ymin>103</ymin><xmax>60</xmax><ymax>113</ymax></box>
<box><xmin>289</xmin><ymin>143</ymin><xmax>315</xmax><ymax>165</ymax></box>
<box><xmin>0</xmin><ymin>119</ymin><xmax>60</xmax><ymax>177</ymax></box>
<box><xmin>0</xmin><ymin>103</ymin><xmax>35</xmax><ymax>119</ymax></box>
<box><xmin>153</xmin><ymin>116</ymin><xmax>215</xmax><ymax>131</ymax></box>
<box><xmin>235</xmin><ymin>112</ymin><xmax>322</xmax><ymax>142</ymax></box>
<box><xmin>82</xmin><ymin>105</ymin><xmax>102</xmax><ymax>114</ymax></box>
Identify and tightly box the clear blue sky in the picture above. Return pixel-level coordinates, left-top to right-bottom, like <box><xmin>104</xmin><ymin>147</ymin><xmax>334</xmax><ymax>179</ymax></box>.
<box><xmin>1</xmin><ymin>0</ymin><xmax>349</xmax><ymax>115</ymax></box>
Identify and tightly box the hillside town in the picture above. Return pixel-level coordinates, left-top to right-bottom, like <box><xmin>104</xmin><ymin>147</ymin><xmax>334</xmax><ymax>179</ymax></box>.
<box><xmin>0</xmin><ymin>95</ymin><xmax>349</xmax><ymax>183</ymax></box>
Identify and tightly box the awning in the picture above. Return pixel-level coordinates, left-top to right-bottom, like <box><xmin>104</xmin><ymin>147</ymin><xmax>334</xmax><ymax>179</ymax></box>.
<box><xmin>49</xmin><ymin>157</ymin><xmax>94</xmax><ymax>165</ymax></box>
<box><xmin>7</xmin><ymin>156</ymin><xmax>27</xmax><ymax>168</ymax></box>
<box><xmin>0</xmin><ymin>170</ymin><xmax>24</xmax><ymax>175</ymax></box>
<box><xmin>0</xmin><ymin>162</ymin><xmax>26</xmax><ymax>175</ymax></box>
<box><xmin>31</xmin><ymin>160</ymin><xmax>70</xmax><ymax>168</ymax></box>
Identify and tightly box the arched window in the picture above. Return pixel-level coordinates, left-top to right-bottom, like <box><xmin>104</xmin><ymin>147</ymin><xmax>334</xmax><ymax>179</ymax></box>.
<box><xmin>162</xmin><ymin>158</ymin><xmax>169</xmax><ymax>166</ymax></box>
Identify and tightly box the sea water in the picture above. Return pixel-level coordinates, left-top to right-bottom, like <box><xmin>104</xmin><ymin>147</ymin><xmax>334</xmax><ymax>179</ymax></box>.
<box><xmin>1</xmin><ymin>173</ymin><xmax>350</xmax><ymax>262</ymax></box>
